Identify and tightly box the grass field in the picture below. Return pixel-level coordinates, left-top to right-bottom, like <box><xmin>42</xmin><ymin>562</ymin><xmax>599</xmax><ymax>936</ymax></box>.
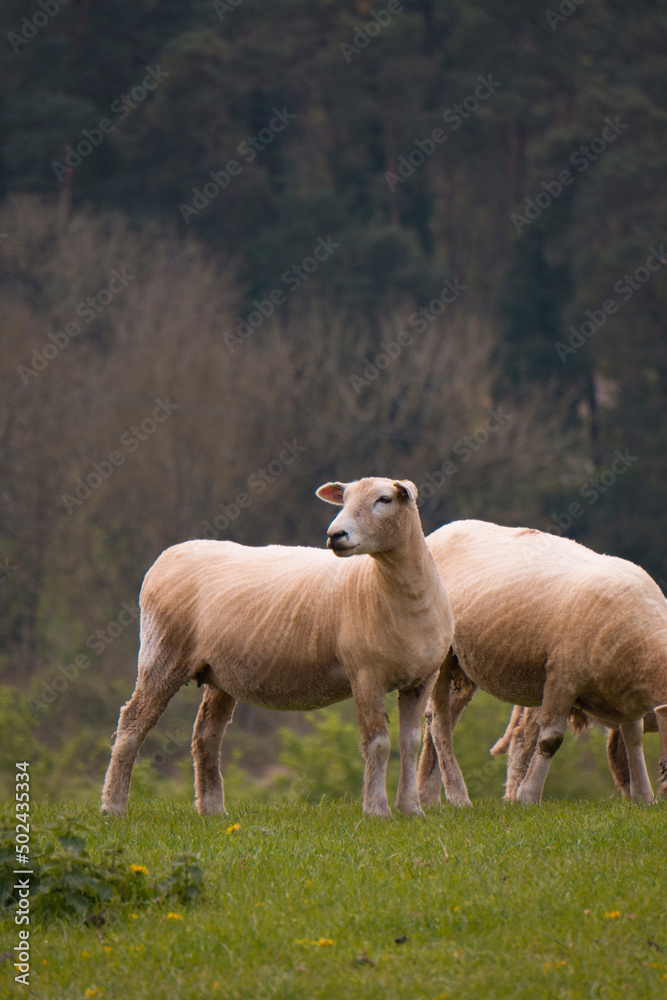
<box><xmin>2</xmin><ymin>797</ymin><xmax>667</xmax><ymax>1000</ymax></box>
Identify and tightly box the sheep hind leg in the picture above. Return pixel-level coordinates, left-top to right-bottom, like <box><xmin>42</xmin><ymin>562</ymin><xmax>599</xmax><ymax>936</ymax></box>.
<box><xmin>606</xmin><ymin>728</ymin><xmax>631</xmax><ymax>798</ymax></box>
<box><xmin>491</xmin><ymin>705</ymin><xmax>525</xmax><ymax>758</ymax></box>
<box><xmin>421</xmin><ymin>651</ymin><xmax>471</xmax><ymax>807</ymax></box>
<box><xmin>653</xmin><ymin>705</ymin><xmax>667</xmax><ymax>798</ymax></box>
<box><xmin>192</xmin><ymin>686</ymin><xmax>236</xmax><ymax>816</ymax></box>
<box><xmin>396</xmin><ymin>676</ymin><xmax>437</xmax><ymax>816</ymax></box>
<box><xmin>101</xmin><ymin>660</ymin><xmax>186</xmax><ymax>817</ymax></box>
<box><xmin>619</xmin><ymin>718</ymin><xmax>654</xmax><ymax>803</ymax></box>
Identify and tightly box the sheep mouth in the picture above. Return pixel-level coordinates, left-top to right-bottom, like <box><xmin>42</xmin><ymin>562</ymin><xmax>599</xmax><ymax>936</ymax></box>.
<box><xmin>327</xmin><ymin>540</ymin><xmax>359</xmax><ymax>555</ymax></box>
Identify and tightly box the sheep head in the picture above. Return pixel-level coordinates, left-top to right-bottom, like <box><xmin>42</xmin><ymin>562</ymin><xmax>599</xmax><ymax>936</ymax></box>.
<box><xmin>316</xmin><ymin>477</ymin><xmax>419</xmax><ymax>557</ymax></box>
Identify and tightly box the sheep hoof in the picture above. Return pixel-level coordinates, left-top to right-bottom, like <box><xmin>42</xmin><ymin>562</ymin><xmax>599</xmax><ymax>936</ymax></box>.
<box><xmin>516</xmin><ymin>787</ymin><xmax>540</xmax><ymax>805</ymax></box>
<box><xmin>100</xmin><ymin>802</ymin><xmax>125</xmax><ymax>817</ymax></box>
<box><xmin>447</xmin><ymin>792</ymin><xmax>472</xmax><ymax>808</ymax></box>
<box><xmin>365</xmin><ymin>803</ymin><xmax>392</xmax><ymax>819</ymax></box>
<box><xmin>196</xmin><ymin>797</ymin><xmax>227</xmax><ymax>817</ymax></box>
<box><xmin>397</xmin><ymin>800</ymin><xmax>424</xmax><ymax>817</ymax></box>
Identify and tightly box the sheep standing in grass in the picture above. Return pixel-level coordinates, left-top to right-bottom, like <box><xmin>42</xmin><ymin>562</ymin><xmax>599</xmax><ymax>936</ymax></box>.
<box><xmin>417</xmin><ymin>520</ymin><xmax>667</xmax><ymax>806</ymax></box>
<box><xmin>101</xmin><ymin>478</ymin><xmax>453</xmax><ymax>819</ymax></box>
<box><xmin>490</xmin><ymin>705</ymin><xmax>665</xmax><ymax>801</ymax></box>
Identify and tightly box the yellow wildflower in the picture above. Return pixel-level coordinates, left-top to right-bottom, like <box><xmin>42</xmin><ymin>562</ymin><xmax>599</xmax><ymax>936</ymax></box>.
<box><xmin>226</xmin><ymin>823</ymin><xmax>240</xmax><ymax>834</ymax></box>
<box><xmin>131</xmin><ymin>864</ymin><xmax>149</xmax><ymax>875</ymax></box>
<box><xmin>84</xmin><ymin>990</ymin><xmax>101</xmax><ymax>998</ymax></box>
<box><xmin>167</xmin><ymin>912</ymin><xmax>183</xmax><ymax>920</ymax></box>
<box><xmin>604</xmin><ymin>911</ymin><xmax>621</xmax><ymax>919</ymax></box>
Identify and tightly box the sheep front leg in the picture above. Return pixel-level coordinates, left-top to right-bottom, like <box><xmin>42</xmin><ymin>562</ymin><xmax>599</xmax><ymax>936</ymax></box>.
<box><xmin>396</xmin><ymin>675</ymin><xmax>437</xmax><ymax>816</ymax></box>
<box><xmin>418</xmin><ymin>661</ymin><xmax>477</xmax><ymax>808</ymax></box>
<box><xmin>516</xmin><ymin>680</ymin><xmax>570</xmax><ymax>804</ymax></box>
<box><xmin>192</xmin><ymin>686</ymin><xmax>237</xmax><ymax>816</ymax></box>
<box><xmin>505</xmin><ymin>708</ymin><xmax>540</xmax><ymax>802</ymax></box>
<box><xmin>619</xmin><ymin>719</ymin><xmax>654</xmax><ymax>803</ymax></box>
<box><xmin>417</xmin><ymin>710</ymin><xmax>442</xmax><ymax>808</ymax></box>
<box><xmin>351</xmin><ymin>674</ymin><xmax>392</xmax><ymax>818</ymax></box>
<box><xmin>420</xmin><ymin>651</ymin><xmax>472</xmax><ymax>807</ymax></box>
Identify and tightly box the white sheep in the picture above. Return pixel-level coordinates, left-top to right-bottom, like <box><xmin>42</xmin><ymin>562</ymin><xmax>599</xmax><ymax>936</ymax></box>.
<box><xmin>101</xmin><ymin>477</ymin><xmax>453</xmax><ymax>819</ymax></box>
<box><xmin>490</xmin><ymin>705</ymin><xmax>664</xmax><ymax>801</ymax></box>
<box><xmin>417</xmin><ymin>520</ymin><xmax>667</xmax><ymax>805</ymax></box>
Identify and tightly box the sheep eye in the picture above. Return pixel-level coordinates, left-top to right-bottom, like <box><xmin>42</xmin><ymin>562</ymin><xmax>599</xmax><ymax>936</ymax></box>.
<box><xmin>376</xmin><ymin>496</ymin><xmax>393</xmax><ymax>504</ymax></box>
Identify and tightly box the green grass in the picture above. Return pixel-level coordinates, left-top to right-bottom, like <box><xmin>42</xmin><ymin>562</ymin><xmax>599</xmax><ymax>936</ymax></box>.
<box><xmin>2</xmin><ymin>797</ymin><xmax>667</xmax><ymax>999</ymax></box>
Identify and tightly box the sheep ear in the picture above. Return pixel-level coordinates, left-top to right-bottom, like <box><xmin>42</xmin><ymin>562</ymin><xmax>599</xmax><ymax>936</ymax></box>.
<box><xmin>393</xmin><ymin>480</ymin><xmax>418</xmax><ymax>503</ymax></box>
<box><xmin>655</xmin><ymin>704</ymin><xmax>667</xmax><ymax>718</ymax></box>
<box><xmin>316</xmin><ymin>482</ymin><xmax>347</xmax><ymax>505</ymax></box>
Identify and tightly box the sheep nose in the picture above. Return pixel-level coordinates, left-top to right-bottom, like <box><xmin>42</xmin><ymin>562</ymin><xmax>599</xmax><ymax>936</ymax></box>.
<box><xmin>327</xmin><ymin>528</ymin><xmax>349</xmax><ymax>549</ymax></box>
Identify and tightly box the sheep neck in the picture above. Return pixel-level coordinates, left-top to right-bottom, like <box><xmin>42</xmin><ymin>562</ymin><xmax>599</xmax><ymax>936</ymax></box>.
<box><xmin>370</xmin><ymin>520</ymin><xmax>442</xmax><ymax>609</ymax></box>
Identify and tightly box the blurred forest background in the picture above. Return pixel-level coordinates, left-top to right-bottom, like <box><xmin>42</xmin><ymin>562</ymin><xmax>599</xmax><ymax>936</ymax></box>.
<box><xmin>0</xmin><ymin>0</ymin><xmax>665</xmax><ymax>803</ymax></box>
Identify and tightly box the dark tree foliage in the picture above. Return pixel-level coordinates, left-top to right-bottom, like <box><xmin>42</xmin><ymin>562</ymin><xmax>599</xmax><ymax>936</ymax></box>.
<box><xmin>0</xmin><ymin>0</ymin><xmax>665</xmax><ymax>580</ymax></box>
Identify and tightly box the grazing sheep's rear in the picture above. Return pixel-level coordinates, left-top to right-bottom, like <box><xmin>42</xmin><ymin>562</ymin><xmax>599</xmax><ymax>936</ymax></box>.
<box><xmin>490</xmin><ymin>705</ymin><xmax>666</xmax><ymax>801</ymax></box>
<box><xmin>101</xmin><ymin>478</ymin><xmax>453</xmax><ymax>818</ymax></box>
<box><xmin>418</xmin><ymin>520</ymin><xmax>667</xmax><ymax>806</ymax></box>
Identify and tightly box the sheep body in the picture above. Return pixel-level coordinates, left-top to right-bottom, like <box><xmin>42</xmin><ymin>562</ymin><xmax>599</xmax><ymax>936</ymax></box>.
<box><xmin>419</xmin><ymin>520</ymin><xmax>667</xmax><ymax>805</ymax></box>
<box><xmin>102</xmin><ymin>478</ymin><xmax>453</xmax><ymax>818</ymax></box>
<box><xmin>140</xmin><ymin>538</ymin><xmax>445</xmax><ymax>710</ymax></box>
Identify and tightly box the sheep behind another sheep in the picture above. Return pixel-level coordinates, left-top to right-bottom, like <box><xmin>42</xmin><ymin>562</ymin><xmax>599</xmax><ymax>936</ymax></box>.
<box><xmin>490</xmin><ymin>705</ymin><xmax>665</xmax><ymax>801</ymax></box>
<box><xmin>418</xmin><ymin>520</ymin><xmax>667</xmax><ymax>806</ymax></box>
